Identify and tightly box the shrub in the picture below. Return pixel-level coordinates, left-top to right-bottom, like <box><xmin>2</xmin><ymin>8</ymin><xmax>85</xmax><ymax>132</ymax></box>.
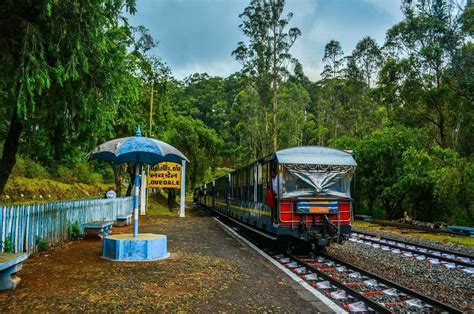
<box><xmin>68</xmin><ymin>221</ymin><xmax>82</xmax><ymax>240</ymax></box>
<box><xmin>3</xmin><ymin>235</ymin><xmax>14</xmax><ymax>253</ymax></box>
<box><xmin>54</xmin><ymin>165</ymin><xmax>77</xmax><ymax>183</ymax></box>
<box><xmin>73</xmin><ymin>162</ymin><xmax>103</xmax><ymax>184</ymax></box>
<box><xmin>13</xmin><ymin>156</ymin><xmax>49</xmax><ymax>179</ymax></box>
<box><xmin>36</xmin><ymin>237</ymin><xmax>48</xmax><ymax>251</ymax></box>
<box><xmin>100</xmin><ymin>167</ymin><xmax>115</xmax><ymax>184</ymax></box>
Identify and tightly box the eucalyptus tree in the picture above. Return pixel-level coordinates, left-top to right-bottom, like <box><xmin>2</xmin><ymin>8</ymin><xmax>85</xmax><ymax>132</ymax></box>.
<box><xmin>320</xmin><ymin>40</ymin><xmax>345</xmax><ymax>139</ymax></box>
<box><xmin>351</xmin><ymin>36</ymin><xmax>382</xmax><ymax>88</ymax></box>
<box><xmin>233</xmin><ymin>0</ymin><xmax>301</xmax><ymax>154</ymax></box>
<box><xmin>321</xmin><ymin>40</ymin><xmax>345</xmax><ymax>80</ymax></box>
<box><xmin>384</xmin><ymin>0</ymin><xmax>468</xmax><ymax>148</ymax></box>
<box><xmin>0</xmin><ymin>0</ymin><xmax>138</xmax><ymax>194</ymax></box>
<box><xmin>130</xmin><ymin>26</ymin><xmax>173</xmax><ymax>137</ymax></box>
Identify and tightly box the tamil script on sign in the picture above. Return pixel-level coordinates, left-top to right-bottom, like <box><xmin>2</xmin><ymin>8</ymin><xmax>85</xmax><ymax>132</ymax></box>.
<box><xmin>148</xmin><ymin>162</ymin><xmax>181</xmax><ymax>188</ymax></box>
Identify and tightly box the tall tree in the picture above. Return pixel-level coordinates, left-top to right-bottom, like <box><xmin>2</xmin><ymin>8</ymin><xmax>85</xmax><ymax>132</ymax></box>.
<box><xmin>351</xmin><ymin>36</ymin><xmax>382</xmax><ymax>87</ymax></box>
<box><xmin>0</xmin><ymin>0</ymin><xmax>137</xmax><ymax>194</ymax></box>
<box><xmin>320</xmin><ymin>40</ymin><xmax>345</xmax><ymax>139</ymax></box>
<box><xmin>233</xmin><ymin>0</ymin><xmax>301</xmax><ymax>154</ymax></box>
<box><xmin>321</xmin><ymin>40</ymin><xmax>344</xmax><ymax>79</ymax></box>
<box><xmin>384</xmin><ymin>0</ymin><xmax>467</xmax><ymax>148</ymax></box>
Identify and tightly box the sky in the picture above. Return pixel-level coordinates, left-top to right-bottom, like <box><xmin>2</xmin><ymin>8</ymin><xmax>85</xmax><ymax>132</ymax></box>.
<box><xmin>126</xmin><ymin>0</ymin><xmax>404</xmax><ymax>81</ymax></box>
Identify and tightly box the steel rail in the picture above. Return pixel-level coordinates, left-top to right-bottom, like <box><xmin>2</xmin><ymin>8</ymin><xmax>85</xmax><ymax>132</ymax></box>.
<box><xmin>352</xmin><ymin>231</ymin><xmax>473</xmax><ymax>268</ymax></box>
<box><xmin>290</xmin><ymin>255</ymin><xmax>391</xmax><ymax>313</ymax></box>
<box><xmin>322</xmin><ymin>253</ymin><xmax>463</xmax><ymax>314</ymax></box>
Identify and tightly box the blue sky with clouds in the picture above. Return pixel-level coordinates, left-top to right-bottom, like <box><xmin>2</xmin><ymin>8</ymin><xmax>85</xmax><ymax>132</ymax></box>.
<box><xmin>127</xmin><ymin>0</ymin><xmax>403</xmax><ymax>81</ymax></box>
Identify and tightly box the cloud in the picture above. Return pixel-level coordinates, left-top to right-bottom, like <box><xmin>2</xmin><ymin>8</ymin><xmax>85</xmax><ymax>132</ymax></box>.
<box><xmin>128</xmin><ymin>0</ymin><xmax>404</xmax><ymax>82</ymax></box>
<box><xmin>172</xmin><ymin>59</ymin><xmax>241</xmax><ymax>80</ymax></box>
<box><xmin>363</xmin><ymin>0</ymin><xmax>403</xmax><ymax>18</ymax></box>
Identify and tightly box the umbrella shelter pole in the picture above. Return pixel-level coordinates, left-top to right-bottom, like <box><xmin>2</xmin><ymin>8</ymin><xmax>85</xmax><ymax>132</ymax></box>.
<box><xmin>133</xmin><ymin>163</ymin><xmax>141</xmax><ymax>237</ymax></box>
<box><xmin>179</xmin><ymin>160</ymin><xmax>186</xmax><ymax>218</ymax></box>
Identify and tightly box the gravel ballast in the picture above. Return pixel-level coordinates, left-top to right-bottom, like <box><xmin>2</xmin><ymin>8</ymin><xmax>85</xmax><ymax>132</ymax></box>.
<box><xmin>329</xmin><ymin>241</ymin><xmax>474</xmax><ymax>312</ymax></box>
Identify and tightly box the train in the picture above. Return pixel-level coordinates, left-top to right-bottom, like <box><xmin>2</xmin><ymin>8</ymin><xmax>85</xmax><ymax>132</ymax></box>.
<box><xmin>194</xmin><ymin>146</ymin><xmax>357</xmax><ymax>252</ymax></box>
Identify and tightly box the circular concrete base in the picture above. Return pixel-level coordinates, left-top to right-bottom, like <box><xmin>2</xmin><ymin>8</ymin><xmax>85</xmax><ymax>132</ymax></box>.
<box><xmin>102</xmin><ymin>233</ymin><xmax>169</xmax><ymax>262</ymax></box>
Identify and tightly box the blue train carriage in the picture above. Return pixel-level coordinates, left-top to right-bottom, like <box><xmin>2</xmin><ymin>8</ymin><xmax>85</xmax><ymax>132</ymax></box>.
<box><xmin>197</xmin><ymin>146</ymin><xmax>357</xmax><ymax>250</ymax></box>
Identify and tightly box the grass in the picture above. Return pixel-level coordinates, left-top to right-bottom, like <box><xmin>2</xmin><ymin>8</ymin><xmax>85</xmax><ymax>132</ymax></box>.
<box><xmin>353</xmin><ymin>220</ymin><xmax>474</xmax><ymax>247</ymax></box>
<box><xmin>146</xmin><ymin>197</ymin><xmax>177</xmax><ymax>216</ymax></box>
<box><xmin>1</xmin><ymin>176</ymin><xmax>113</xmax><ymax>204</ymax></box>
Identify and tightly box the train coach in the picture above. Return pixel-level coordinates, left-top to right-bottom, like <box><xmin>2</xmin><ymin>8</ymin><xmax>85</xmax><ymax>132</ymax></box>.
<box><xmin>195</xmin><ymin>146</ymin><xmax>357</xmax><ymax>251</ymax></box>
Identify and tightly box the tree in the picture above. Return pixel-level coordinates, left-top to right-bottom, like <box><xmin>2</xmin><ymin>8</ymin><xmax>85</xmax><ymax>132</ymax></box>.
<box><xmin>384</xmin><ymin>0</ymin><xmax>467</xmax><ymax>148</ymax></box>
<box><xmin>233</xmin><ymin>0</ymin><xmax>301</xmax><ymax>154</ymax></box>
<box><xmin>355</xmin><ymin>127</ymin><xmax>429</xmax><ymax>218</ymax></box>
<box><xmin>276</xmin><ymin>82</ymin><xmax>310</xmax><ymax>148</ymax></box>
<box><xmin>0</xmin><ymin>0</ymin><xmax>137</xmax><ymax>194</ymax></box>
<box><xmin>321</xmin><ymin>40</ymin><xmax>345</xmax><ymax>79</ymax></box>
<box><xmin>319</xmin><ymin>40</ymin><xmax>346</xmax><ymax>139</ymax></box>
<box><xmin>351</xmin><ymin>36</ymin><xmax>382</xmax><ymax>87</ymax></box>
<box><xmin>163</xmin><ymin>116</ymin><xmax>222</xmax><ymax>188</ymax></box>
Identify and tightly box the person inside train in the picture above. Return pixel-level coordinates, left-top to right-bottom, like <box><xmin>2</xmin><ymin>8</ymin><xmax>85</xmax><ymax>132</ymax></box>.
<box><xmin>271</xmin><ymin>169</ymin><xmax>279</xmax><ymax>196</ymax></box>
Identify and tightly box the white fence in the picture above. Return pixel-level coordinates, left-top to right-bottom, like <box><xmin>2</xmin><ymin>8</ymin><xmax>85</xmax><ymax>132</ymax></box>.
<box><xmin>0</xmin><ymin>197</ymin><xmax>134</xmax><ymax>254</ymax></box>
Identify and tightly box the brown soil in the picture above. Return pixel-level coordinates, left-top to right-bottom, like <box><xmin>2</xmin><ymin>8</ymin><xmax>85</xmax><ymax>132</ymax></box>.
<box><xmin>0</xmin><ymin>207</ymin><xmax>324</xmax><ymax>312</ymax></box>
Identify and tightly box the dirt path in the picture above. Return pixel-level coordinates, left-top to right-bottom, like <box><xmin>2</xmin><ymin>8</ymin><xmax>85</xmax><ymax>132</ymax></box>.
<box><xmin>0</xmin><ymin>208</ymin><xmax>326</xmax><ymax>312</ymax></box>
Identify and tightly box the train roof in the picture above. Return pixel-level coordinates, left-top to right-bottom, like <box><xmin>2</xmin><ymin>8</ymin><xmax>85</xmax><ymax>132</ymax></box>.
<box><xmin>275</xmin><ymin>146</ymin><xmax>356</xmax><ymax>166</ymax></box>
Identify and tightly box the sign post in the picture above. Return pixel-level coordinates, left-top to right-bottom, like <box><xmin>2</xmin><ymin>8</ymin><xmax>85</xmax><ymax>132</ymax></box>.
<box><xmin>140</xmin><ymin>171</ymin><xmax>147</xmax><ymax>215</ymax></box>
<box><xmin>147</xmin><ymin>162</ymin><xmax>185</xmax><ymax>217</ymax></box>
<box><xmin>179</xmin><ymin>160</ymin><xmax>186</xmax><ymax>218</ymax></box>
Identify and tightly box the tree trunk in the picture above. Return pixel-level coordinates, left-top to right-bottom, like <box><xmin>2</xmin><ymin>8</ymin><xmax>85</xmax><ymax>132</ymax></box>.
<box><xmin>167</xmin><ymin>189</ymin><xmax>177</xmax><ymax>211</ymax></box>
<box><xmin>114</xmin><ymin>165</ymin><xmax>123</xmax><ymax>197</ymax></box>
<box><xmin>263</xmin><ymin>110</ymin><xmax>269</xmax><ymax>155</ymax></box>
<box><xmin>0</xmin><ymin>109</ymin><xmax>25</xmax><ymax>195</ymax></box>
<box><xmin>272</xmin><ymin>79</ymin><xmax>278</xmax><ymax>151</ymax></box>
<box><xmin>438</xmin><ymin>106</ymin><xmax>447</xmax><ymax>148</ymax></box>
<box><xmin>125</xmin><ymin>164</ymin><xmax>135</xmax><ymax>197</ymax></box>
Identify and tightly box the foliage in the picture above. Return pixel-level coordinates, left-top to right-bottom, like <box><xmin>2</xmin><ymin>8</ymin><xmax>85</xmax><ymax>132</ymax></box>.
<box><xmin>13</xmin><ymin>156</ymin><xmax>49</xmax><ymax>179</ymax></box>
<box><xmin>36</xmin><ymin>237</ymin><xmax>48</xmax><ymax>251</ymax></box>
<box><xmin>67</xmin><ymin>221</ymin><xmax>82</xmax><ymax>241</ymax></box>
<box><xmin>233</xmin><ymin>0</ymin><xmax>301</xmax><ymax>152</ymax></box>
<box><xmin>163</xmin><ymin>116</ymin><xmax>222</xmax><ymax>188</ymax></box>
<box><xmin>0</xmin><ymin>0</ymin><xmax>138</xmax><ymax>194</ymax></box>
<box><xmin>353</xmin><ymin>127</ymin><xmax>429</xmax><ymax>218</ymax></box>
<box><xmin>2</xmin><ymin>235</ymin><xmax>14</xmax><ymax>253</ymax></box>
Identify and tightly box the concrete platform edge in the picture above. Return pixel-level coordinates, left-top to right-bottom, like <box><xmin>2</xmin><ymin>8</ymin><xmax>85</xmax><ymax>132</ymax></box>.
<box><xmin>213</xmin><ymin>217</ymin><xmax>346</xmax><ymax>314</ymax></box>
<box><xmin>101</xmin><ymin>252</ymin><xmax>170</xmax><ymax>262</ymax></box>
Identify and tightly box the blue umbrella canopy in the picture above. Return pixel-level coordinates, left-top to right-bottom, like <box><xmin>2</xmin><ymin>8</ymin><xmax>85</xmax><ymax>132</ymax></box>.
<box><xmin>88</xmin><ymin>127</ymin><xmax>189</xmax><ymax>165</ymax></box>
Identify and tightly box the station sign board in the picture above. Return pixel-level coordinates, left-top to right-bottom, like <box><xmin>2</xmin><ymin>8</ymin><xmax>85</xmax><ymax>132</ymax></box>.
<box><xmin>148</xmin><ymin>162</ymin><xmax>181</xmax><ymax>188</ymax></box>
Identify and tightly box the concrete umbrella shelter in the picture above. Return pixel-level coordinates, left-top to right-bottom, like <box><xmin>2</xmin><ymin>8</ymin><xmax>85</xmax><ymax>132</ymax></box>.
<box><xmin>87</xmin><ymin>126</ymin><xmax>189</xmax><ymax>261</ymax></box>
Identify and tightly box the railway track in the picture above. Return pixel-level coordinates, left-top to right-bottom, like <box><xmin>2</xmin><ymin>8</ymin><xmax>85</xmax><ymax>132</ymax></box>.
<box><xmin>214</xmin><ymin>215</ymin><xmax>463</xmax><ymax>313</ymax></box>
<box><xmin>273</xmin><ymin>253</ymin><xmax>462</xmax><ymax>313</ymax></box>
<box><xmin>351</xmin><ymin>231</ymin><xmax>474</xmax><ymax>272</ymax></box>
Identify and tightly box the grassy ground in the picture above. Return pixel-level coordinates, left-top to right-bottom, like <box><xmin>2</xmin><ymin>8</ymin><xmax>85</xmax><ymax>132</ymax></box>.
<box><xmin>353</xmin><ymin>220</ymin><xmax>474</xmax><ymax>247</ymax></box>
<box><xmin>1</xmin><ymin>176</ymin><xmax>113</xmax><ymax>204</ymax></box>
<box><xmin>145</xmin><ymin>191</ymin><xmax>194</xmax><ymax>217</ymax></box>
